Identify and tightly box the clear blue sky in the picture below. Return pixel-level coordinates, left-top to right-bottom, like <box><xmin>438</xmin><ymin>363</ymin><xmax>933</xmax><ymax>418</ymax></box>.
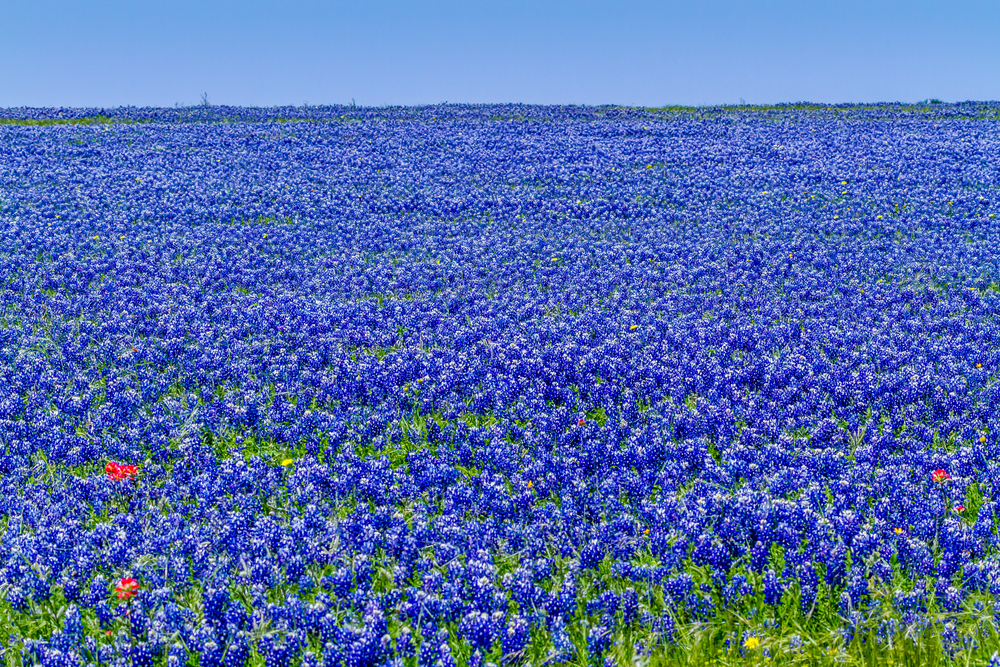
<box><xmin>3</xmin><ymin>0</ymin><xmax>997</xmax><ymax>108</ymax></box>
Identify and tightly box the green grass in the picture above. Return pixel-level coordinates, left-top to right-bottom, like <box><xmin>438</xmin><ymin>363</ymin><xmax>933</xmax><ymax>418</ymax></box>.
<box><xmin>0</xmin><ymin>115</ymin><xmax>128</xmax><ymax>127</ymax></box>
<box><xmin>218</xmin><ymin>213</ymin><xmax>297</xmax><ymax>227</ymax></box>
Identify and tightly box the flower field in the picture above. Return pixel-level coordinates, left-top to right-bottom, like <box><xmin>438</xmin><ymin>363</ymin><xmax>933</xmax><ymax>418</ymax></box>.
<box><xmin>2</xmin><ymin>102</ymin><xmax>1000</xmax><ymax>665</ymax></box>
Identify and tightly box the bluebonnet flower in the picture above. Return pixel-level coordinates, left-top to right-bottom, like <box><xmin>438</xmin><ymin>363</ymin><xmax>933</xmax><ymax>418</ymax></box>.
<box><xmin>587</xmin><ymin>622</ymin><xmax>612</xmax><ymax>664</ymax></box>
<box><xmin>200</xmin><ymin>642</ymin><xmax>224</xmax><ymax>667</ymax></box>
<box><xmin>258</xmin><ymin>633</ymin><xmax>302</xmax><ymax>667</ymax></box>
<box><xmin>223</xmin><ymin>632</ymin><xmax>251</xmax><ymax>667</ymax></box>
<box><xmin>548</xmin><ymin>616</ymin><xmax>575</xmax><ymax>662</ymax></box>
<box><xmin>459</xmin><ymin>611</ymin><xmax>503</xmax><ymax>653</ymax></box>
<box><xmin>763</xmin><ymin>569</ymin><xmax>784</xmax><ymax>607</ymax></box>
<box><xmin>129</xmin><ymin>642</ymin><xmax>157</xmax><ymax>667</ymax></box>
<box><xmin>502</xmin><ymin>615</ymin><xmax>530</xmax><ymax>660</ymax></box>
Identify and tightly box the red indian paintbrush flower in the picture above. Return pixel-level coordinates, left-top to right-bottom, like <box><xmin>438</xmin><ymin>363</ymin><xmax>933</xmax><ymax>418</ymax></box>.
<box><xmin>932</xmin><ymin>468</ymin><xmax>951</xmax><ymax>483</ymax></box>
<box><xmin>115</xmin><ymin>577</ymin><xmax>139</xmax><ymax>599</ymax></box>
<box><xmin>105</xmin><ymin>462</ymin><xmax>138</xmax><ymax>482</ymax></box>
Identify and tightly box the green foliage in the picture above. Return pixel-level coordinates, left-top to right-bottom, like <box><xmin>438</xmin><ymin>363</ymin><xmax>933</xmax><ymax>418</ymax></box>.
<box><xmin>219</xmin><ymin>213</ymin><xmax>297</xmax><ymax>226</ymax></box>
<box><xmin>0</xmin><ymin>115</ymin><xmax>128</xmax><ymax>126</ymax></box>
<box><xmin>586</xmin><ymin>405</ymin><xmax>609</xmax><ymax>427</ymax></box>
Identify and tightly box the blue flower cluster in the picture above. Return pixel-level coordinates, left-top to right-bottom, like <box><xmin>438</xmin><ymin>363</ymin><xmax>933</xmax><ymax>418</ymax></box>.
<box><xmin>1</xmin><ymin>102</ymin><xmax>1000</xmax><ymax>664</ymax></box>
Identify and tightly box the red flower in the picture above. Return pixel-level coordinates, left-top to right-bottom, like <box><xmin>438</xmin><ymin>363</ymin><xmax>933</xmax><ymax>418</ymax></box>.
<box><xmin>577</xmin><ymin>417</ymin><xmax>586</xmax><ymax>426</ymax></box>
<box><xmin>105</xmin><ymin>462</ymin><xmax>138</xmax><ymax>482</ymax></box>
<box><xmin>954</xmin><ymin>505</ymin><xmax>966</xmax><ymax>514</ymax></box>
<box><xmin>115</xmin><ymin>577</ymin><xmax>139</xmax><ymax>599</ymax></box>
<box><xmin>932</xmin><ymin>468</ymin><xmax>950</xmax><ymax>483</ymax></box>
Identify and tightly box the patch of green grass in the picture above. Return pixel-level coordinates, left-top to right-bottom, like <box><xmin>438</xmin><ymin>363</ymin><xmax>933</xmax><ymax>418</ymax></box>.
<box><xmin>459</xmin><ymin>410</ymin><xmax>497</xmax><ymax>429</ymax></box>
<box><xmin>219</xmin><ymin>214</ymin><xmax>296</xmax><ymax>227</ymax></box>
<box><xmin>586</xmin><ymin>405</ymin><xmax>608</xmax><ymax>427</ymax></box>
<box><xmin>0</xmin><ymin>115</ymin><xmax>129</xmax><ymax>127</ymax></box>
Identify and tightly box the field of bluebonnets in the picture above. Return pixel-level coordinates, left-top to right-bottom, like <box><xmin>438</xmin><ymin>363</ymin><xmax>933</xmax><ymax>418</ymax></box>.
<box><xmin>2</xmin><ymin>101</ymin><xmax>1000</xmax><ymax>666</ymax></box>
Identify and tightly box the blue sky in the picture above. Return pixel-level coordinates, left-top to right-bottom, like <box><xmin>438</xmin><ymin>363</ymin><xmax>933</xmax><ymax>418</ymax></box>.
<box><xmin>2</xmin><ymin>0</ymin><xmax>997</xmax><ymax>108</ymax></box>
